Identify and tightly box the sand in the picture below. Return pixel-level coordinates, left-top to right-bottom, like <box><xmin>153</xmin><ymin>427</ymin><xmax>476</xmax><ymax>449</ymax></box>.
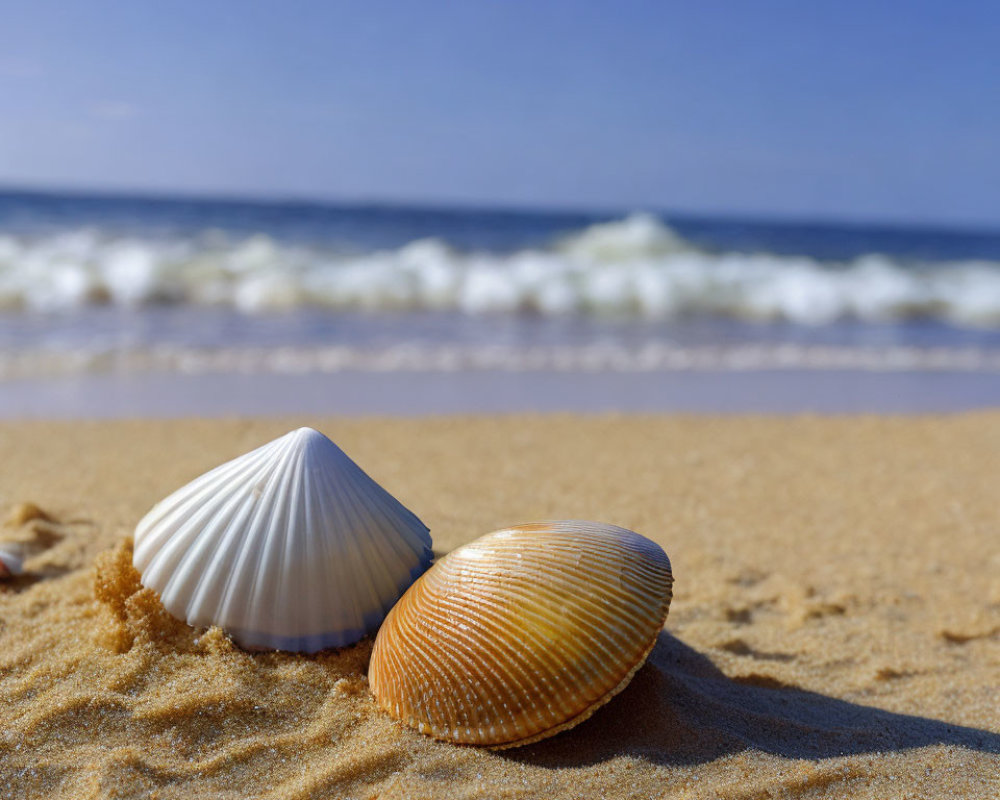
<box><xmin>0</xmin><ymin>415</ymin><xmax>997</xmax><ymax>799</ymax></box>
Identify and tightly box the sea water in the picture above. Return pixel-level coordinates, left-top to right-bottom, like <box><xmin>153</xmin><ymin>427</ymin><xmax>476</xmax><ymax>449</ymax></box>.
<box><xmin>2</xmin><ymin>189</ymin><xmax>1000</xmax><ymax>416</ymax></box>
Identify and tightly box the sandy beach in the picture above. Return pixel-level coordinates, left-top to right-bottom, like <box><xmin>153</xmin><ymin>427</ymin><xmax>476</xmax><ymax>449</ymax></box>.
<box><xmin>1</xmin><ymin>414</ymin><xmax>998</xmax><ymax>799</ymax></box>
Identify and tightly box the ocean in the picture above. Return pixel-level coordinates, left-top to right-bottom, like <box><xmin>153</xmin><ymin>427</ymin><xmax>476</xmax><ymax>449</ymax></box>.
<box><xmin>3</xmin><ymin>188</ymin><xmax>1000</xmax><ymax>416</ymax></box>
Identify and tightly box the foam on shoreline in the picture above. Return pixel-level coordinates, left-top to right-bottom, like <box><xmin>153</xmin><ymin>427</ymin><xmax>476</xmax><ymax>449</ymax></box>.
<box><xmin>5</xmin><ymin>341</ymin><xmax>1000</xmax><ymax>380</ymax></box>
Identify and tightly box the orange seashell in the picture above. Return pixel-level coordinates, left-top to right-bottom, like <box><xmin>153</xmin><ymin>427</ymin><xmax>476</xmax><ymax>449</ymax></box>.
<box><xmin>369</xmin><ymin>520</ymin><xmax>673</xmax><ymax>748</ymax></box>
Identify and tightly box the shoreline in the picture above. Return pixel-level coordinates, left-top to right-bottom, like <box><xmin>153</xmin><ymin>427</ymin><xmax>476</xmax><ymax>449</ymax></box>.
<box><xmin>5</xmin><ymin>368</ymin><xmax>1000</xmax><ymax>418</ymax></box>
<box><xmin>1</xmin><ymin>414</ymin><xmax>997</xmax><ymax>798</ymax></box>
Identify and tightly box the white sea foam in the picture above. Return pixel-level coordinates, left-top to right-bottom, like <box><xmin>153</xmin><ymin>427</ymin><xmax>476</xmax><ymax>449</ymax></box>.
<box><xmin>1</xmin><ymin>215</ymin><xmax>1000</xmax><ymax>325</ymax></box>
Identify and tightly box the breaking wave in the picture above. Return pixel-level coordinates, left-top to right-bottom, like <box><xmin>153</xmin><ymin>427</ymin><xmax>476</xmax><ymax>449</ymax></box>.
<box><xmin>2</xmin><ymin>213</ymin><xmax>1000</xmax><ymax>326</ymax></box>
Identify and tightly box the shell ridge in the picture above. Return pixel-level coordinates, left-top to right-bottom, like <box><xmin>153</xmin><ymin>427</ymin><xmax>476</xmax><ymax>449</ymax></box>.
<box><xmin>212</xmin><ymin>431</ymin><xmax>301</xmax><ymax>636</ymax></box>
<box><xmin>325</xmin><ymin>435</ymin><xmax>432</xmax><ymax>574</ymax></box>
<box><xmin>164</xmin><ymin>436</ymin><xmax>305</xmax><ymax>620</ymax></box>
<box><xmin>539</xmin><ymin>520</ymin><xmax>669</xmax><ymax>563</ymax></box>
<box><xmin>135</xmin><ymin>437</ymin><xmax>286</xmax><ymax>563</ymax></box>
<box><xmin>296</xmin><ymin>442</ymin><xmax>328</xmax><ymax>645</ymax></box>
<box><xmin>301</xmin><ymin>447</ymin><xmax>387</xmax><ymax>650</ymax></box>
<box><xmin>429</xmin><ymin>584</ymin><xmax>601</xmax><ymax>701</ymax></box>
<box><xmin>326</xmin><ymin>444</ymin><xmax>431</xmax><ymax>552</ymax></box>
<box><xmin>501</xmin><ymin>569</ymin><xmax>658</xmax><ymax>654</ymax></box>
<box><xmin>265</xmin><ymin>432</ymin><xmax>308</xmax><ymax>639</ymax></box>
<box><xmin>423</xmin><ymin>580</ymin><xmax>587</xmax><ymax>721</ymax></box>
<box><xmin>359</xmin><ymin>479</ymin><xmax>432</xmax><ymax>553</ymax></box>
<box><xmin>439</xmin><ymin>550</ymin><xmax>649</xmax><ymax>664</ymax></box>
<box><xmin>397</xmin><ymin>583</ymin><xmax>540</xmax><ymax>735</ymax></box>
<box><xmin>489</xmin><ymin>627</ymin><xmax>662</xmax><ymax>750</ymax></box>
<box><xmin>370</xmin><ymin>608</ymin><xmax>413</xmax><ymax>713</ymax></box>
<box><xmin>164</xmin><ymin>477</ymin><xmax>263</xmax><ymax>623</ymax></box>
<box><xmin>481</xmin><ymin>535</ymin><xmax>670</xmax><ymax>638</ymax></box>
<box><xmin>408</xmin><ymin>563</ymin><xmax>580</xmax><ymax>735</ymax></box>
<box><xmin>135</xmin><ymin>459</ymin><xmax>255</xmax><ymax>576</ymax></box>
<box><xmin>315</xmin><ymin>456</ymin><xmax>384</xmax><ymax>635</ymax></box>
<box><xmin>336</xmin><ymin>455</ymin><xmax>432</xmax><ymax>573</ymax></box>
<box><xmin>419</xmin><ymin>616</ymin><xmax>559</xmax><ymax>739</ymax></box>
<box><xmin>234</xmin><ymin>433</ymin><xmax>376</xmax><ymax>652</ymax></box>
<box><xmin>152</xmin><ymin>441</ymin><xmax>293</xmax><ymax>622</ymax></box>
<box><xmin>308</xmin><ymin>462</ymin><xmax>359</xmax><ymax>645</ymax></box>
<box><xmin>243</xmin><ymin>430</ymin><xmax>305</xmax><ymax>641</ymax></box>
<box><xmin>400</xmin><ymin>582</ymin><xmax>513</xmax><ymax>741</ymax></box>
<box><xmin>331</xmin><ymin>460</ymin><xmax>417</xmax><ymax>622</ymax></box>
<box><xmin>135</xmin><ymin>438</ymin><xmax>286</xmax><ymax>578</ymax></box>
<box><xmin>390</xmin><ymin>593</ymin><xmax>560</xmax><ymax>743</ymax></box>
<box><xmin>337</xmin><ymin>463</ymin><xmax>415</xmax><ymax>589</ymax></box>
<box><xmin>381</xmin><ymin>585</ymin><xmax>473</xmax><ymax>735</ymax></box>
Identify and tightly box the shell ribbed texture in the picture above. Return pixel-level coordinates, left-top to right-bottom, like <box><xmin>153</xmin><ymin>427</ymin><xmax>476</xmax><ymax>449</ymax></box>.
<box><xmin>133</xmin><ymin>427</ymin><xmax>432</xmax><ymax>652</ymax></box>
<box><xmin>369</xmin><ymin>520</ymin><xmax>672</xmax><ymax>748</ymax></box>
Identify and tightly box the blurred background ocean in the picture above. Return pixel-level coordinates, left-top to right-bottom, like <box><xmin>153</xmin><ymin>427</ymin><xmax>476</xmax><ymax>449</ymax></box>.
<box><xmin>3</xmin><ymin>2</ymin><xmax>999</xmax><ymax>415</ymax></box>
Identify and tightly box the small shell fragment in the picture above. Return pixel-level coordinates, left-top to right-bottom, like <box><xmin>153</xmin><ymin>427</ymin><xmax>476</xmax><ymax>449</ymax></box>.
<box><xmin>0</xmin><ymin>543</ymin><xmax>24</xmax><ymax>578</ymax></box>
<box><xmin>369</xmin><ymin>520</ymin><xmax>673</xmax><ymax>748</ymax></box>
<box><xmin>133</xmin><ymin>427</ymin><xmax>433</xmax><ymax>652</ymax></box>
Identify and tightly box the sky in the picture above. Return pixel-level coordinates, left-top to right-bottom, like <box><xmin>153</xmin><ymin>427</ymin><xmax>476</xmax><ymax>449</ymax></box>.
<box><xmin>1</xmin><ymin>0</ymin><xmax>999</xmax><ymax>226</ymax></box>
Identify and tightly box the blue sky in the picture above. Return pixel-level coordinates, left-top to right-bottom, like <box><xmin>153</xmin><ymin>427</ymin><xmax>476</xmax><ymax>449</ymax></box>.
<box><xmin>1</xmin><ymin>1</ymin><xmax>998</xmax><ymax>226</ymax></box>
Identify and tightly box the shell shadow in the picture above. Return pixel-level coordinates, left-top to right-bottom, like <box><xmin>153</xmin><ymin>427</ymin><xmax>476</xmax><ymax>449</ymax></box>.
<box><xmin>505</xmin><ymin>632</ymin><xmax>1000</xmax><ymax>768</ymax></box>
<box><xmin>1</xmin><ymin>566</ymin><xmax>75</xmax><ymax>593</ymax></box>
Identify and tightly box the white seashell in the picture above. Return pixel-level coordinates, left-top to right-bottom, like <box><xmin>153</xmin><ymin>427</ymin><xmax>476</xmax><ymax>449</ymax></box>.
<box><xmin>0</xmin><ymin>543</ymin><xmax>24</xmax><ymax>578</ymax></box>
<box><xmin>133</xmin><ymin>427</ymin><xmax>432</xmax><ymax>652</ymax></box>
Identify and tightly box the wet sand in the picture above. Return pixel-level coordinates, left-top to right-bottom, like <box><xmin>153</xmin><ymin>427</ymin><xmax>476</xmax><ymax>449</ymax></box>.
<box><xmin>0</xmin><ymin>415</ymin><xmax>998</xmax><ymax>798</ymax></box>
<box><xmin>7</xmin><ymin>369</ymin><xmax>1000</xmax><ymax>419</ymax></box>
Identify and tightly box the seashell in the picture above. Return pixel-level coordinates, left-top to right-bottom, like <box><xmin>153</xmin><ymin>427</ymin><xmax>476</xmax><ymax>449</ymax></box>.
<box><xmin>369</xmin><ymin>520</ymin><xmax>672</xmax><ymax>748</ymax></box>
<box><xmin>0</xmin><ymin>543</ymin><xmax>24</xmax><ymax>578</ymax></box>
<box><xmin>133</xmin><ymin>427</ymin><xmax>432</xmax><ymax>652</ymax></box>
